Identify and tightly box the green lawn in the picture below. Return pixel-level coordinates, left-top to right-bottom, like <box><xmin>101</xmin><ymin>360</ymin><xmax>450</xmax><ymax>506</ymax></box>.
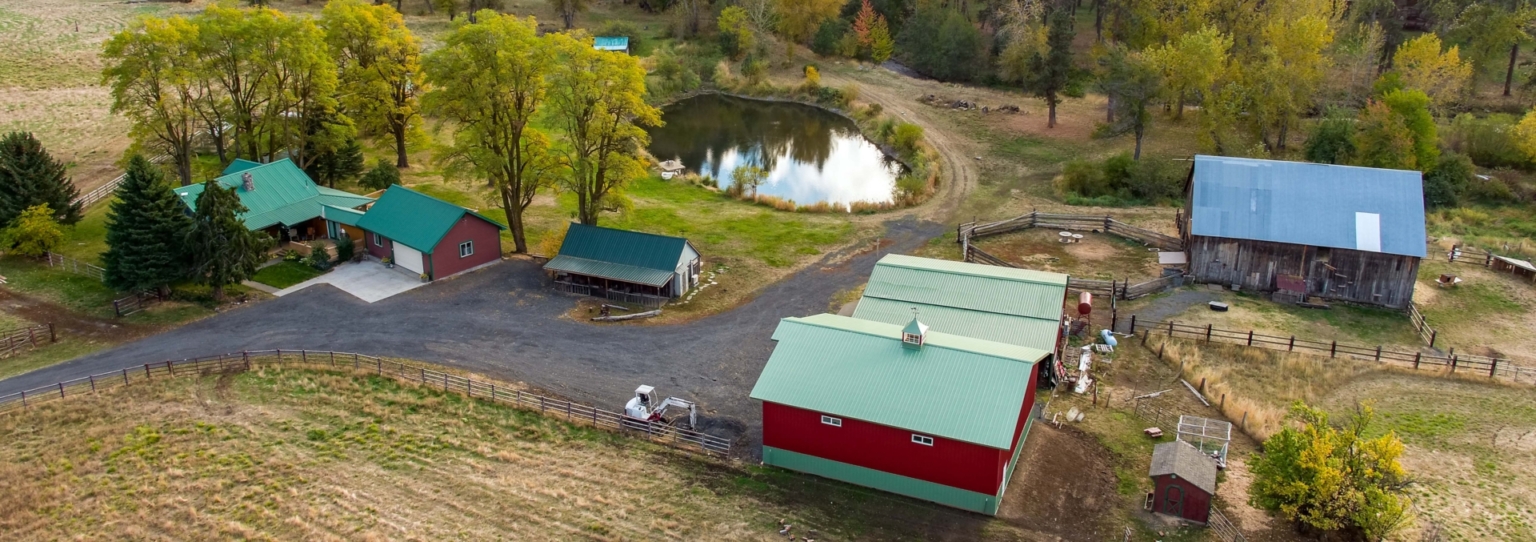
<box><xmin>250</xmin><ymin>261</ymin><xmax>326</xmax><ymax>289</ymax></box>
<box><xmin>0</xmin><ymin>256</ymin><xmax>236</xmax><ymax>324</ymax></box>
<box><xmin>55</xmin><ymin>198</ymin><xmax>112</xmax><ymax>264</ymax></box>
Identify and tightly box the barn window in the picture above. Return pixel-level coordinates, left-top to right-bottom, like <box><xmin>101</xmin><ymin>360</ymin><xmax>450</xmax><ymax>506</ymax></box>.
<box><xmin>820</xmin><ymin>415</ymin><xmax>841</xmax><ymax>427</ymax></box>
<box><xmin>372</xmin><ymin>233</ymin><xmax>383</xmax><ymax>247</ymax></box>
<box><xmin>459</xmin><ymin>241</ymin><xmax>474</xmax><ymax>258</ymax></box>
<box><xmin>911</xmin><ymin>434</ymin><xmax>934</xmax><ymax>446</ymax></box>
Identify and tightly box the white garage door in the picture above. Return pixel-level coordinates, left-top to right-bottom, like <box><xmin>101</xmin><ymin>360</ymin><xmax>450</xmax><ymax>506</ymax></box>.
<box><xmin>393</xmin><ymin>242</ymin><xmax>425</xmax><ymax>275</ymax></box>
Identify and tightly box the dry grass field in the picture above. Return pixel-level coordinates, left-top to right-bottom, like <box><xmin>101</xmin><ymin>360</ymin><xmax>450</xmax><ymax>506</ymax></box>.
<box><xmin>1142</xmin><ymin>335</ymin><xmax>1536</xmax><ymax>541</ymax></box>
<box><xmin>0</xmin><ymin>365</ymin><xmax>1094</xmax><ymax>541</ymax></box>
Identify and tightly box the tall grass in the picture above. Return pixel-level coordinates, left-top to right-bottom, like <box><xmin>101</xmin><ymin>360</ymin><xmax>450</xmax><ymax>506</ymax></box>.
<box><xmin>1146</xmin><ymin>334</ymin><xmax>1381</xmax><ymax>440</ymax></box>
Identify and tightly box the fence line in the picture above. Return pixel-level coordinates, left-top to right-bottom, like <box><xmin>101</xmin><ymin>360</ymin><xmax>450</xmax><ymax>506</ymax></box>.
<box><xmin>71</xmin><ymin>155</ymin><xmax>169</xmax><ymax>209</ymax></box>
<box><xmin>113</xmin><ymin>291</ymin><xmax>164</xmax><ymax>317</ymax></box>
<box><xmin>1208</xmin><ymin>507</ymin><xmax>1247</xmax><ymax>542</ymax></box>
<box><xmin>959</xmin><ymin>211</ymin><xmax>1184</xmax><ymax>252</ymax></box>
<box><xmin>552</xmin><ymin>280</ymin><xmax>669</xmax><ymax>310</ymax></box>
<box><xmin>0</xmin><ymin>349</ymin><xmax>733</xmax><ymax>457</ymax></box>
<box><xmin>1121</xmin><ymin>316</ymin><xmax>1536</xmax><ymax>385</ymax></box>
<box><xmin>45</xmin><ymin>252</ymin><xmax>106</xmax><ymax>282</ymax></box>
<box><xmin>1407</xmin><ymin>304</ymin><xmax>1437</xmax><ymax>348</ymax></box>
<box><xmin>0</xmin><ymin>323</ymin><xmax>55</xmax><ymax>359</ymax></box>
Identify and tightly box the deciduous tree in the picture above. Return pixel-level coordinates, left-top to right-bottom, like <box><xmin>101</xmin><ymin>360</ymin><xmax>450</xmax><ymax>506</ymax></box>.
<box><xmin>423</xmin><ymin>12</ymin><xmax>557</xmax><ymax>252</ymax></box>
<box><xmin>718</xmin><ymin>6</ymin><xmax>757</xmax><ymax>60</ymax></box>
<box><xmin>1380</xmin><ymin>88</ymin><xmax>1439</xmax><ymax>169</ymax></box>
<box><xmin>1250</xmin><ymin>12</ymin><xmax>1333</xmax><ymax>150</ymax></box>
<box><xmin>0</xmin><ymin>204</ymin><xmax>64</xmax><ymax>258</ymax></box>
<box><xmin>1450</xmin><ymin>2</ymin><xmax>1534</xmax><ymax>97</ymax></box>
<box><xmin>550</xmin><ymin>0</ymin><xmax>586</xmax><ymax>30</ymax></box>
<box><xmin>185</xmin><ymin>180</ymin><xmax>270</xmax><ymax>301</ymax></box>
<box><xmin>1390</xmin><ymin>33</ymin><xmax>1472</xmax><ymax>110</ymax></box>
<box><xmin>1249</xmin><ymin>403</ymin><xmax>1411</xmax><ymax>541</ymax></box>
<box><xmin>102</xmin><ymin>15</ymin><xmax>203</xmax><ymax>186</ymax></box>
<box><xmin>868</xmin><ymin>13</ymin><xmax>894</xmax><ymax>63</ymax></box>
<box><xmin>1095</xmin><ymin>46</ymin><xmax>1163</xmax><ymax>159</ymax></box>
<box><xmin>1146</xmin><ymin>26</ymin><xmax>1231</xmax><ymax>119</ymax></box>
<box><xmin>0</xmin><ymin>132</ymin><xmax>82</xmax><ymax>228</ymax></box>
<box><xmin>546</xmin><ymin>32</ymin><xmax>663</xmax><ymax>226</ymax></box>
<box><xmin>1303</xmin><ymin>112</ymin><xmax>1356</xmax><ymax>164</ymax></box>
<box><xmin>776</xmin><ymin>0</ymin><xmax>843</xmax><ymax>46</ymax></box>
<box><xmin>322</xmin><ymin>0</ymin><xmax>426</xmax><ymax>168</ymax></box>
<box><xmin>103</xmin><ymin>155</ymin><xmax>193</xmax><ymax>295</ymax></box>
<box><xmin>358</xmin><ymin>158</ymin><xmax>402</xmax><ymax>191</ymax></box>
<box><xmin>1353</xmin><ymin>100</ymin><xmax>1418</xmax><ymax>169</ymax></box>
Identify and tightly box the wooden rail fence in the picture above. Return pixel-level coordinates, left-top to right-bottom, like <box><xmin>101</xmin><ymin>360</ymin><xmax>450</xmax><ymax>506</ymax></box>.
<box><xmin>45</xmin><ymin>251</ymin><xmax>106</xmax><ymax>282</ymax></box>
<box><xmin>1120</xmin><ymin>316</ymin><xmax>1536</xmax><ymax>385</ymax></box>
<box><xmin>1407</xmin><ymin>304</ymin><xmax>1437</xmax><ymax>348</ymax></box>
<box><xmin>966</xmin><ymin>244</ymin><xmax>1182</xmax><ymax>301</ymax></box>
<box><xmin>553</xmin><ymin>280</ymin><xmax>669</xmax><ymax>310</ymax></box>
<box><xmin>0</xmin><ymin>323</ymin><xmax>55</xmax><ymax>359</ymax></box>
<box><xmin>71</xmin><ymin>155</ymin><xmax>169</xmax><ymax>209</ymax></box>
<box><xmin>0</xmin><ymin>350</ymin><xmax>733</xmax><ymax>457</ymax></box>
<box><xmin>959</xmin><ymin>211</ymin><xmax>1184</xmax><ymax>252</ymax></box>
<box><xmin>112</xmin><ymin>291</ymin><xmax>164</xmax><ymax>317</ymax></box>
<box><xmin>1208</xmin><ymin>507</ymin><xmax>1247</xmax><ymax>542</ymax></box>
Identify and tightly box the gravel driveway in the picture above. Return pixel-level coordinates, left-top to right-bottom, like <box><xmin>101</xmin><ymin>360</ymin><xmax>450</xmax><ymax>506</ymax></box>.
<box><xmin>0</xmin><ymin>218</ymin><xmax>945</xmax><ymax>449</ymax></box>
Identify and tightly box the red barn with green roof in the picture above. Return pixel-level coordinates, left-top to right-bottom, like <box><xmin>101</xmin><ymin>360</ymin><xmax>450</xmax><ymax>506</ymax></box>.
<box><xmin>749</xmin><ymin>313</ymin><xmax>1050</xmax><ymax>515</ymax></box>
<box><xmin>345</xmin><ymin>185</ymin><xmax>506</xmax><ymax>281</ymax></box>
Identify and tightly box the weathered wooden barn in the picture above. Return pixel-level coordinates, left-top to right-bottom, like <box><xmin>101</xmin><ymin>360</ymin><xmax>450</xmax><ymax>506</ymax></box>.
<box><xmin>1179</xmin><ymin>155</ymin><xmax>1427</xmax><ymax>308</ymax></box>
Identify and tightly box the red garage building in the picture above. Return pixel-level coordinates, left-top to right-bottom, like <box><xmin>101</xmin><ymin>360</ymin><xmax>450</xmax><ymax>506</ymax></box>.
<box><xmin>749</xmin><ymin>313</ymin><xmax>1050</xmax><ymax>515</ymax></box>
<box><xmin>1149</xmin><ymin>440</ymin><xmax>1219</xmax><ymax>524</ymax></box>
<box><xmin>335</xmin><ymin>185</ymin><xmax>506</xmax><ymax>281</ymax></box>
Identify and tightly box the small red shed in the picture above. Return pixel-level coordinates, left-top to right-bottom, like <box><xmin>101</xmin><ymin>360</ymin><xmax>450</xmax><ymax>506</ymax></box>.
<box><xmin>1149</xmin><ymin>440</ymin><xmax>1219</xmax><ymax>523</ymax></box>
<box><xmin>342</xmin><ymin>185</ymin><xmax>506</xmax><ymax>281</ymax></box>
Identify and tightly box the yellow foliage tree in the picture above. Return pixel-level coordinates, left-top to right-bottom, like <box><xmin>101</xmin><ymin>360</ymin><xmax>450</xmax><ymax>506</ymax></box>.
<box><xmin>1145</xmin><ymin>25</ymin><xmax>1232</xmax><ymax>119</ymax></box>
<box><xmin>1391</xmin><ymin>34</ymin><xmax>1473</xmax><ymax>110</ymax></box>
<box><xmin>774</xmin><ymin>0</ymin><xmax>842</xmax><ymax>46</ymax></box>
<box><xmin>1513</xmin><ymin>107</ymin><xmax>1536</xmax><ymax>161</ymax></box>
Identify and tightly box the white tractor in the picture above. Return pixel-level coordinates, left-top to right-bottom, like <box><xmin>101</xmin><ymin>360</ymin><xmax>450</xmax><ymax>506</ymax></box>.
<box><xmin>624</xmin><ymin>385</ymin><xmax>698</xmax><ymax>430</ymax></box>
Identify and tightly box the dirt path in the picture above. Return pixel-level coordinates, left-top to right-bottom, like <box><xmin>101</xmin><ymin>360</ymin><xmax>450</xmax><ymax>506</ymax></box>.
<box><xmin>0</xmin><ymin>289</ymin><xmax>147</xmax><ymax>344</ymax></box>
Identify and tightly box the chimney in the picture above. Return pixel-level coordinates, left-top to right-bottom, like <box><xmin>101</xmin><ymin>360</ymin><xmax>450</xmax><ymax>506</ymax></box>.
<box><xmin>242</xmin><ymin>172</ymin><xmax>255</xmax><ymax>192</ymax></box>
<box><xmin>901</xmin><ymin>308</ymin><xmax>928</xmax><ymax>350</ymax></box>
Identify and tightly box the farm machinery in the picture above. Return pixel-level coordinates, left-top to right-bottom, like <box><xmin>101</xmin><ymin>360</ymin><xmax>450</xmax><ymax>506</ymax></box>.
<box><xmin>623</xmin><ymin>385</ymin><xmax>698</xmax><ymax>430</ymax></box>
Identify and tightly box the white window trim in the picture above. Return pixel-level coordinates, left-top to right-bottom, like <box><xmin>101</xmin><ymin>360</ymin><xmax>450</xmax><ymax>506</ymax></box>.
<box><xmin>372</xmin><ymin>233</ymin><xmax>383</xmax><ymax>247</ymax></box>
<box><xmin>459</xmin><ymin>240</ymin><xmax>474</xmax><ymax>258</ymax></box>
<box><xmin>820</xmin><ymin>415</ymin><xmax>842</xmax><ymax>427</ymax></box>
<box><xmin>911</xmin><ymin>434</ymin><xmax>934</xmax><ymax>446</ymax></box>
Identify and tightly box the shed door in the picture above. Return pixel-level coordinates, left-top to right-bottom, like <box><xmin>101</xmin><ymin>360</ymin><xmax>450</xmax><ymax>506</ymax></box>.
<box><xmin>393</xmin><ymin>243</ymin><xmax>425</xmax><ymax>275</ymax></box>
<box><xmin>1162</xmin><ymin>485</ymin><xmax>1184</xmax><ymax>516</ymax></box>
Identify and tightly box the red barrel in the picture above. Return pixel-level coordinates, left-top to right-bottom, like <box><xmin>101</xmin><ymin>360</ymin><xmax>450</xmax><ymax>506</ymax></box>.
<box><xmin>1078</xmin><ymin>292</ymin><xmax>1092</xmax><ymax>316</ymax></box>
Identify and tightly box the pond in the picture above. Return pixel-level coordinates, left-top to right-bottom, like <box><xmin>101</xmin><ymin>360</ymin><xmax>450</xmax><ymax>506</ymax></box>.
<box><xmin>646</xmin><ymin>94</ymin><xmax>905</xmax><ymax>209</ymax></box>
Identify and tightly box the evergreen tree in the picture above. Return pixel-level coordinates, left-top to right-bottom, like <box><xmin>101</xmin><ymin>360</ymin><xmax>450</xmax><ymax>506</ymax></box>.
<box><xmin>308</xmin><ymin>137</ymin><xmax>366</xmax><ymax>187</ymax></box>
<box><xmin>185</xmin><ymin>180</ymin><xmax>270</xmax><ymax>301</ymax></box>
<box><xmin>1024</xmin><ymin>9</ymin><xmax>1083</xmax><ymax>128</ymax></box>
<box><xmin>103</xmin><ymin>155</ymin><xmax>194</xmax><ymax>295</ymax></box>
<box><xmin>0</xmin><ymin>132</ymin><xmax>83</xmax><ymax>228</ymax></box>
<box><xmin>1303</xmin><ymin>113</ymin><xmax>1357</xmax><ymax>164</ymax></box>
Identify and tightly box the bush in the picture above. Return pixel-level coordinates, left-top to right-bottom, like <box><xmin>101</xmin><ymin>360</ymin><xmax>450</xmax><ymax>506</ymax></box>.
<box><xmin>1466</xmin><ymin>172</ymin><xmax>1521</xmax><ymax>204</ymax></box>
<box><xmin>1055</xmin><ymin>153</ymin><xmax>1183</xmax><ymax>205</ymax></box>
<box><xmin>812</xmin><ymin>19</ymin><xmax>850</xmax><ymax>57</ymax></box>
<box><xmin>359</xmin><ymin>159</ymin><xmax>400</xmax><ymax>192</ymax></box>
<box><xmin>895</xmin><ymin>4</ymin><xmax>986</xmax><ymax>82</ymax></box>
<box><xmin>1303</xmin><ymin>112</ymin><xmax>1356</xmax><ymax>164</ymax></box>
<box><xmin>890</xmin><ymin>122</ymin><xmax>923</xmax><ymax>156</ymax></box>
<box><xmin>717</xmin><ymin>7</ymin><xmax>753</xmax><ymax>60</ymax></box>
<box><xmin>1423</xmin><ymin>153</ymin><xmax>1474</xmax><ymax>209</ymax></box>
<box><xmin>1444</xmin><ymin>113</ymin><xmax>1529</xmax><ymax>170</ymax></box>
<box><xmin>282</xmin><ymin>249</ymin><xmax>303</xmax><ymax>262</ymax></box>
<box><xmin>305</xmin><ymin>242</ymin><xmax>331</xmax><ymax>270</ymax></box>
<box><xmin>334</xmin><ymin>235</ymin><xmax>355</xmax><ymax>263</ymax></box>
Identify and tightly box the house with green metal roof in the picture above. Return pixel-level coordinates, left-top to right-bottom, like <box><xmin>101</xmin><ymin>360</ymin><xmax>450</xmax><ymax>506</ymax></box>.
<box><xmin>543</xmin><ymin>223</ymin><xmax>701</xmax><ymax>302</ymax></box>
<box><xmin>174</xmin><ymin>158</ymin><xmax>374</xmax><ymax>244</ymax></box>
<box><xmin>852</xmin><ymin>254</ymin><xmax>1068</xmax><ymax>371</ymax></box>
<box><xmin>750</xmin><ymin>313</ymin><xmax>1049</xmax><ymax>515</ymax></box>
<box><xmin>348</xmin><ymin>185</ymin><xmax>507</xmax><ymax>281</ymax></box>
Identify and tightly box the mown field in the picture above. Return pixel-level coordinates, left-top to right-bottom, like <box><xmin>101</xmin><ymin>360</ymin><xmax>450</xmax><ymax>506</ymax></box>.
<box><xmin>0</xmin><ymin>366</ymin><xmax>1049</xmax><ymax>541</ymax></box>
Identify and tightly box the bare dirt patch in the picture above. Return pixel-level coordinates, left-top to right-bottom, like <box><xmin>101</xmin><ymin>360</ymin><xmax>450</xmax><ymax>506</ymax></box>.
<box><xmin>997</xmin><ymin>424</ymin><xmax>1120</xmax><ymax>538</ymax></box>
<box><xmin>972</xmin><ymin>228</ymin><xmax>1162</xmax><ymax>281</ymax></box>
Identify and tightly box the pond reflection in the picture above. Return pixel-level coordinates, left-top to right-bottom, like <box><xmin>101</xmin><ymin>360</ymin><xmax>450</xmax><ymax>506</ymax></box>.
<box><xmin>647</xmin><ymin>94</ymin><xmax>904</xmax><ymax>208</ymax></box>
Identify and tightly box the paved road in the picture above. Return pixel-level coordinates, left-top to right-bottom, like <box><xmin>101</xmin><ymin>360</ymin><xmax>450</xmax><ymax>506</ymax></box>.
<box><xmin>0</xmin><ymin>218</ymin><xmax>944</xmax><ymax>449</ymax></box>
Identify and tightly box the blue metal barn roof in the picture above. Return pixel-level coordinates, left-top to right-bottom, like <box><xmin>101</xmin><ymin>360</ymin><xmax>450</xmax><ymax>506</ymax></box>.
<box><xmin>1188</xmin><ymin>155</ymin><xmax>1427</xmax><ymax>258</ymax></box>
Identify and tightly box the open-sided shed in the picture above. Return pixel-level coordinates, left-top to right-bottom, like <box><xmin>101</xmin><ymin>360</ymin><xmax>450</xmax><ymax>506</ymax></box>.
<box><xmin>544</xmin><ymin>223</ymin><xmax>701</xmax><ymax>300</ymax></box>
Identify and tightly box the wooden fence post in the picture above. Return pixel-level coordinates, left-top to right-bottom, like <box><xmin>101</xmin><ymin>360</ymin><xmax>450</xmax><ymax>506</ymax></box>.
<box><xmin>1429</xmin><ymin>330</ymin><xmax>1437</xmax><ymax>349</ymax></box>
<box><xmin>1205</xmin><ymin>324</ymin><xmax>1213</xmax><ymax>342</ymax></box>
<box><xmin>1490</xmin><ymin>358</ymin><xmax>1499</xmax><ymax>379</ymax></box>
<box><xmin>1450</xmin><ymin>355</ymin><xmax>1458</xmax><ymax>373</ymax></box>
<box><xmin>1289</xmin><ymin>336</ymin><xmax>1295</xmax><ymax>352</ymax></box>
<box><xmin>1247</xmin><ymin>330</ymin><xmax>1254</xmax><ymax>346</ymax></box>
<box><xmin>144</xmin><ymin>364</ymin><xmax>152</xmax><ymax>381</ymax></box>
<box><xmin>1375</xmin><ymin>346</ymin><xmax>1382</xmax><ymax>362</ymax></box>
<box><xmin>1413</xmin><ymin>352</ymin><xmax>1421</xmax><ymax>370</ymax></box>
<box><xmin>1168</xmin><ymin>321</ymin><xmax>1174</xmax><ymax>337</ymax></box>
<box><xmin>1330</xmin><ymin>341</ymin><xmax>1337</xmax><ymax>358</ymax></box>
<box><xmin>1111</xmin><ymin>313</ymin><xmax>1118</xmax><ymax>333</ymax></box>
<box><xmin>122</xmin><ymin>368</ymin><xmax>129</xmax><ymax>385</ymax></box>
<box><xmin>48</xmin><ymin>323</ymin><xmax>55</xmax><ymax>343</ymax></box>
<box><xmin>19</xmin><ymin>391</ymin><xmax>25</xmax><ymax>410</ymax></box>
<box><xmin>89</xmin><ymin>375</ymin><xmax>95</xmax><ymax>393</ymax></box>
<box><xmin>58</xmin><ymin>382</ymin><xmax>65</xmax><ymax>398</ymax></box>
<box><xmin>1129</xmin><ymin>315</ymin><xmax>1137</xmax><ymax>333</ymax></box>
<box><xmin>243</xmin><ymin>350</ymin><xmax>250</xmax><ymax>371</ymax></box>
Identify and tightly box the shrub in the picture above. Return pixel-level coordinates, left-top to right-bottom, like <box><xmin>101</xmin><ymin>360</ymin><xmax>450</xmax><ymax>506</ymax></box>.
<box><xmin>717</xmin><ymin>7</ymin><xmax>753</xmax><ymax>60</ymax></box>
<box><xmin>0</xmin><ymin>203</ymin><xmax>63</xmax><ymax>257</ymax></box>
<box><xmin>359</xmin><ymin>159</ymin><xmax>400</xmax><ymax>192</ymax></box>
<box><xmin>1444</xmin><ymin>113</ymin><xmax>1529</xmax><ymax>170</ymax></box>
<box><xmin>1466</xmin><ymin>173</ymin><xmax>1520</xmax><ymax>204</ymax></box>
<box><xmin>1055</xmin><ymin>153</ymin><xmax>1182</xmax><ymax>205</ymax></box>
<box><xmin>890</xmin><ymin>122</ymin><xmax>923</xmax><ymax>156</ymax></box>
<box><xmin>282</xmin><ymin>249</ymin><xmax>303</xmax><ymax>262</ymax></box>
<box><xmin>802</xmin><ymin>65</ymin><xmax>821</xmax><ymax>90</ymax></box>
<box><xmin>305</xmin><ymin>243</ymin><xmax>331</xmax><ymax>270</ymax></box>
<box><xmin>334</xmin><ymin>235</ymin><xmax>355</xmax><ymax>263</ymax></box>
<box><xmin>1423</xmin><ymin>153</ymin><xmax>1474</xmax><ymax>209</ymax></box>
<box><xmin>1303</xmin><ymin>112</ymin><xmax>1356</xmax><ymax>164</ymax></box>
<box><xmin>812</xmin><ymin>19</ymin><xmax>850</xmax><ymax>57</ymax></box>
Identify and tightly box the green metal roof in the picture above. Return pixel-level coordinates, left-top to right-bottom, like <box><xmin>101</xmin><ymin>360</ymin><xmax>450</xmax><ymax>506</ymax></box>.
<box><xmin>750</xmin><ymin>314</ymin><xmax>1048</xmax><ymax>449</ymax></box>
<box><xmin>854</xmin><ymin>297</ymin><xmax>1061</xmax><ymax>351</ymax></box>
<box><xmin>555</xmin><ymin>223</ymin><xmax>694</xmax><ymax>272</ymax></box>
<box><xmin>854</xmin><ymin>254</ymin><xmax>1067</xmax><ymax>352</ymax></box>
<box><xmin>222</xmin><ymin>159</ymin><xmax>263</xmax><ymax>175</ymax></box>
<box><xmin>544</xmin><ymin>255</ymin><xmax>676</xmax><ymax>287</ymax></box>
<box><xmin>175</xmin><ymin>159</ymin><xmax>373</xmax><ymax>231</ymax></box>
<box><xmin>354</xmin><ymin>185</ymin><xmax>506</xmax><ymax>253</ymax></box>
<box><xmin>321</xmin><ymin>204</ymin><xmax>364</xmax><ymax>227</ymax></box>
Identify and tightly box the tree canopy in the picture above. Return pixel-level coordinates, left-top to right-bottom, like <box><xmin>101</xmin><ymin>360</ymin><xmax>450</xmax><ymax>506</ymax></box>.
<box><xmin>185</xmin><ymin>180</ymin><xmax>270</xmax><ymax>301</ymax></box>
<box><xmin>103</xmin><ymin>155</ymin><xmax>193</xmax><ymax>294</ymax></box>
<box><xmin>0</xmin><ymin>132</ymin><xmax>82</xmax><ymax>228</ymax></box>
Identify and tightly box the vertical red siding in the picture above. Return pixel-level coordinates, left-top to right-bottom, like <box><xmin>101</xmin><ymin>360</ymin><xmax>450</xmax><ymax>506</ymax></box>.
<box><xmin>364</xmin><ymin>231</ymin><xmax>392</xmax><ymax>260</ymax></box>
<box><xmin>429</xmin><ymin>215</ymin><xmax>502</xmax><ymax>279</ymax></box>
<box><xmin>996</xmin><ymin>363</ymin><xmax>1040</xmax><ymax>475</ymax></box>
<box><xmin>1152</xmin><ymin>474</ymin><xmax>1212</xmax><ymax>523</ymax></box>
<box><xmin>762</xmin><ymin>402</ymin><xmax>1013</xmax><ymax>495</ymax></box>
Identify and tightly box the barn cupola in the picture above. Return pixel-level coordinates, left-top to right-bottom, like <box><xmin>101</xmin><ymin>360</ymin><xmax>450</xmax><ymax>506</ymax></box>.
<box><xmin>241</xmin><ymin>172</ymin><xmax>255</xmax><ymax>192</ymax></box>
<box><xmin>901</xmin><ymin>309</ymin><xmax>929</xmax><ymax>350</ymax></box>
